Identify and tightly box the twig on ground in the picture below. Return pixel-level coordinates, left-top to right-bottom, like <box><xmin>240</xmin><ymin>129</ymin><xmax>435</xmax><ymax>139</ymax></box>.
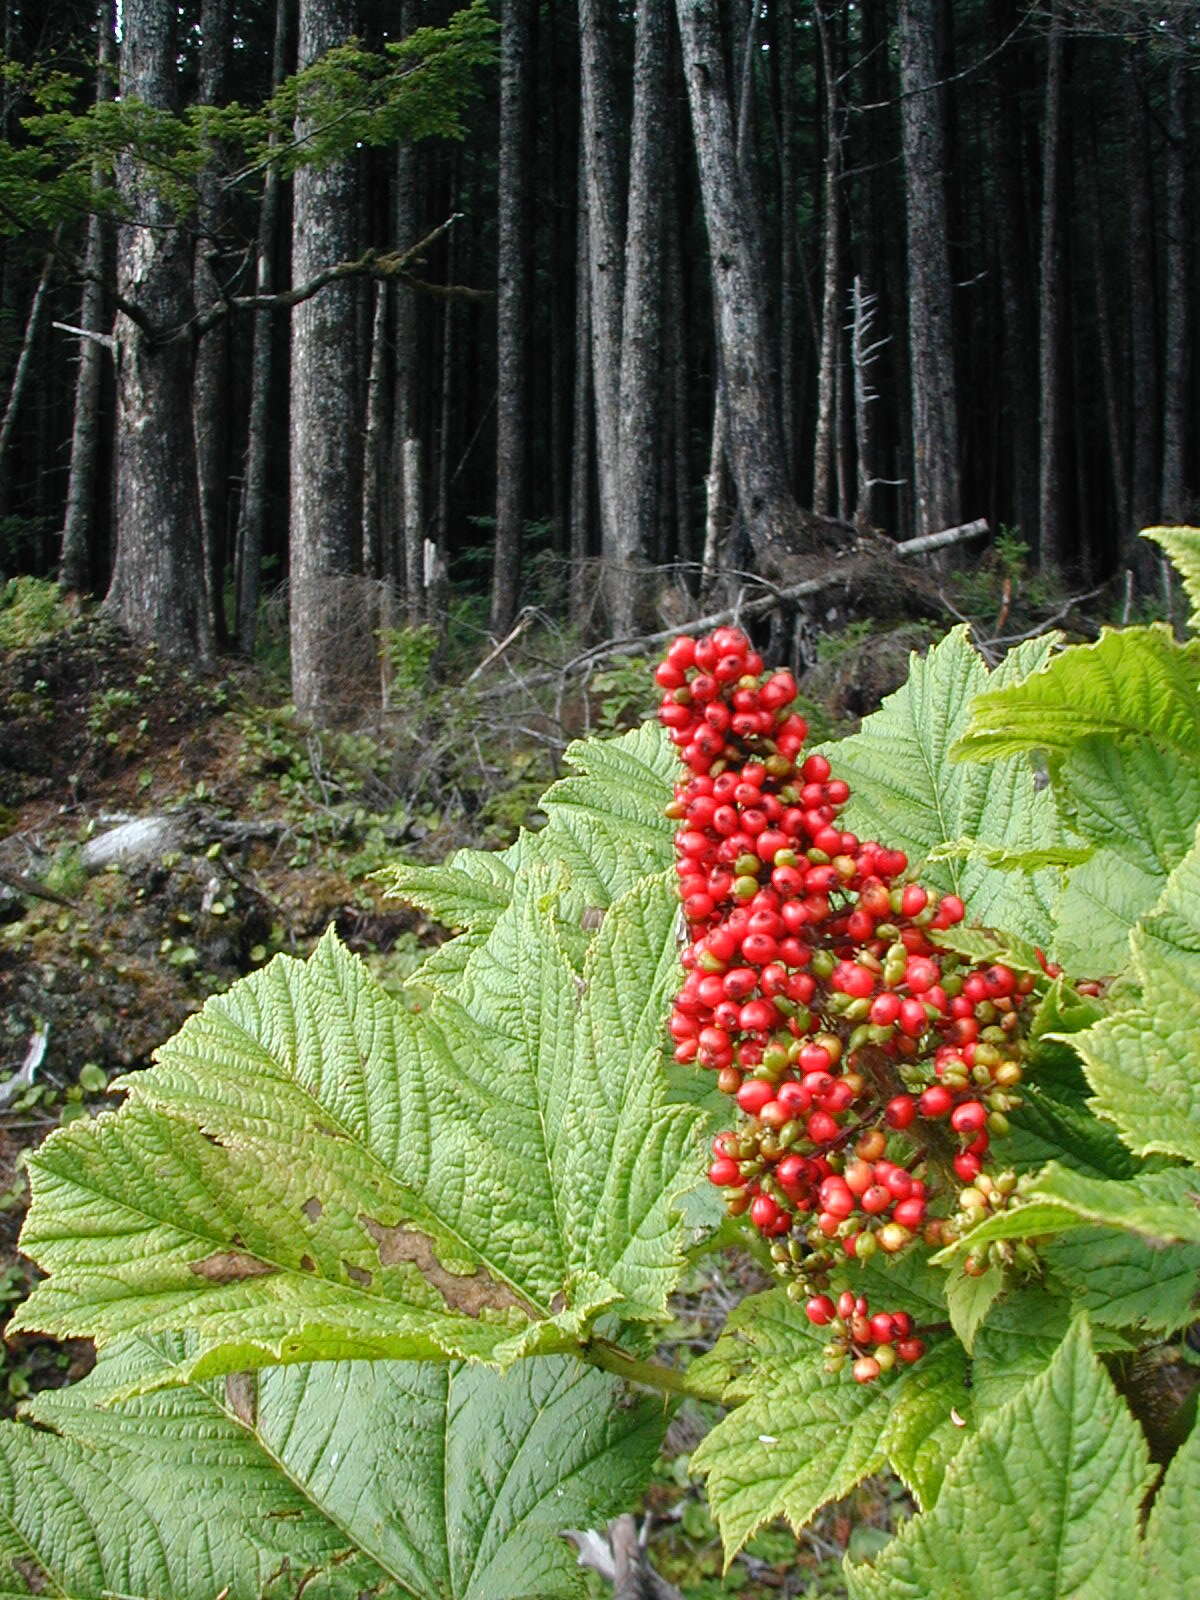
<box><xmin>563</xmin><ymin>1517</ymin><xmax>685</xmax><ymax>1600</ymax></box>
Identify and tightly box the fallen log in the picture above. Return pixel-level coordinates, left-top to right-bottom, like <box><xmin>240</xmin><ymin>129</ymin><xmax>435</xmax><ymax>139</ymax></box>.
<box><xmin>478</xmin><ymin>519</ymin><xmax>989</xmax><ymax>698</ymax></box>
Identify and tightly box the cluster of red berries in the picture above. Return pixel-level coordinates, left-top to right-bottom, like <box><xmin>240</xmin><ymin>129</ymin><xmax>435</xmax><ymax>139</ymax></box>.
<box><xmin>806</xmin><ymin>1289</ymin><xmax>923</xmax><ymax>1381</ymax></box>
<box><xmin>658</xmin><ymin>627</ymin><xmax>1035</xmax><ymax>1381</ymax></box>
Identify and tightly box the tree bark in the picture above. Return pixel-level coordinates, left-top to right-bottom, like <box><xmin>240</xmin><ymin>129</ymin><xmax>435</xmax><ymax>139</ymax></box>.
<box><xmin>1037</xmin><ymin>9</ymin><xmax>1065</xmax><ymax>568</ymax></box>
<box><xmin>1126</xmin><ymin>48</ymin><xmax>1158</xmax><ymax>567</ymax></box>
<box><xmin>392</xmin><ymin>0</ymin><xmax>421</xmax><ymax>616</ymax></box>
<box><xmin>777</xmin><ymin>0</ymin><xmax>798</xmax><ymax>485</ymax></box>
<box><xmin>103</xmin><ymin>0</ymin><xmax>212</xmax><ymax>662</ymax></box>
<box><xmin>59</xmin><ymin>0</ymin><xmax>115</xmax><ymax>593</ymax></box>
<box><xmin>490</xmin><ymin>0</ymin><xmax>535</xmax><ymax>634</ymax></box>
<box><xmin>192</xmin><ymin>0</ymin><xmax>232</xmax><ymax>645</ymax></box>
<box><xmin>1160</xmin><ymin>53</ymin><xmax>1189</xmax><ymax>523</ymax></box>
<box><xmin>989</xmin><ymin>0</ymin><xmax>1037</xmax><ymax>553</ymax></box>
<box><xmin>288</xmin><ymin>0</ymin><xmax>362</xmax><ymax>718</ymax></box>
<box><xmin>578</xmin><ymin>0</ymin><xmax>626</xmax><ymax>616</ymax></box>
<box><xmin>569</xmin><ymin>146</ymin><xmax>592</xmax><ymax>630</ymax></box>
<box><xmin>675</xmin><ymin>0</ymin><xmax>844</xmax><ymax>580</ymax></box>
<box><xmin>0</xmin><ymin>240</ymin><xmax>57</xmax><ymax>472</ymax></box>
<box><xmin>898</xmin><ymin>0</ymin><xmax>961</xmax><ymax>538</ymax></box>
<box><xmin>234</xmin><ymin>0</ymin><xmax>288</xmax><ymax>655</ymax></box>
<box><xmin>811</xmin><ymin>2</ymin><xmax>842</xmax><ymax>519</ymax></box>
<box><xmin>664</xmin><ymin>119</ymin><xmax>692</xmax><ymax>568</ymax></box>
<box><xmin>361</xmin><ymin>278</ymin><xmax>389</xmax><ymax>578</ymax></box>
<box><xmin>1084</xmin><ymin>114</ymin><xmax>1129</xmax><ymax>551</ymax></box>
<box><xmin>614</xmin><ymin>0</ymin><xmax>670</xmax><ymax>632</ymax></box>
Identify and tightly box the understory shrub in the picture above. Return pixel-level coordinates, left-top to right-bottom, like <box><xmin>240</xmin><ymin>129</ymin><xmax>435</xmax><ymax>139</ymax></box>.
<box><xmin>5</xmin><ymin>528</ymin><xmax>1200</xmax><ymax>1598</ymax></box>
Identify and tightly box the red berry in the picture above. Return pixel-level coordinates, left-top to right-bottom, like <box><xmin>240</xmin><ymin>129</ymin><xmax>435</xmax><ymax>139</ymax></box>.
<box><xmin>885</xmin><ymin>1094</ymin><xmax>916</xmax><ymax>1129</ymax></box>
<box><xmin>707</xmin><ymin>1157</ymin><xmax>741</xmax><ymax>1187</ymax></box>
<box><xmin>950</xmin><ymin>1099</ymin><xmax>988</xmax><ymax>1135</ymax></box>
<box><xmin>869</xmin><ymin>1312</ymin><xmax>897</xmax><ymax>1344</ymax></box>
<box><xmin>900</xmin><ymin>884</ymin><xmax>928</xmax><ymax>918</ymax></box>
<box><xmin>806</xmin><ymin>1294</ymin><xmax>836</xmax><ymax>1326</ymax></box>
<box><xmin>736</xmin><ymin>1080</ymin><xmax>774</xmax><ymax>1116</ymax></box>
<box><xmin>918</xmin><ymin>1084</ymin><xmax>954</xmax><ymax>1119</ymax></box>
<box><xmin>892</xmin><ymin>1196</ymin><xmax>927</xmax><ymax>1229</ymax></box>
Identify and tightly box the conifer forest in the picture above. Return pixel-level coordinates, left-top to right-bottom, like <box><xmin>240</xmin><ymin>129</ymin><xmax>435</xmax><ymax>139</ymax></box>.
<box><xmin>0</xmin><ymin>1</ymin><xmax>1197</xmax><ymax>708</ymax></box>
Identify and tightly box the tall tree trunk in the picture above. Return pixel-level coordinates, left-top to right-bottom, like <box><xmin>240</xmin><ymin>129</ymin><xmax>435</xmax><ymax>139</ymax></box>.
<box><xmin>613</xmin><ymin>0</ymin><xmax>669</xmax><ymax>633</ymax></box>
<box><xmin>811</xmin><ymin>2</ymin><xmax>842</xmax><ymax>518</ymax></box>
<box><xmin>1161</xmin><ymin>54</ymin><xmax>1189</xmax><ymax>523</ymax></box>
<box><xmin>192</xmin><ymin>0</ymin><xmax>232</xmax><ymax>645</ymax></box>
<box><xmin>289</xmin><ymin>0</ymin><xmax>362</xmax><ymax>717</ymax></box>
<box><xmin>898</xmin><ymin>0</ymin><xmax>961</xmax><ymax>537</ymax></box>
<box><xmin>491</xmin><ymin>0</ymin><xmax>535</xmax><ymax>634</ymax></box>
<box><xmin>664</xmin><ymin>125</ymin><xmax>692</xmax><ymax>569</ymax></box>
<box><xmin>568</xmin><ymin>148</ymin><xmax>592</xmax><ymax>630</ymax></box>
<box><xmin>59</xmin><ymin>0</ymin><xmax>115</xmax><ymax>592</ymax></box>
<box><xmin>989</xmin><ymin>0</ymin><xmax>1037</xmax><ymax>553</ymax></box>
<box><xmin>234</xmin><ymin>0</ymin><xmax>288</xmax><ymax>655</ymax></box>
<box><xmin>1037</xmin><ymin>9</ymin><xmax>1065</xmax><ymax>568</ymax></box>
<box><xmin>578</xmin><ymin>0</ymin><xmax>625</xmax><ymax>617</ymax></box>
<box><xmin>777</xmin><ymin>0</ymin><xmax>798</xmax><ymax>485</ymax></box>
<box><xmin>1126</xmin><ymin>48</ymin><xmax>1158</xmax><ymax>570</ymax></box>
<box><xmin>1084</xmin><ymin>118</ymin><xmax>1129</xmax><ymax>551</ymax></box>
<box><xmin>361</xmin><ymin>279</ymin><xmax>389</xmax><ymax>578</ymax></box>
<box><xmin>103</xmin><ymin>0</ymin><xmax>212</xmax><ymax>661</ymax></box>
<box><xmin>0</xmin><ymin>239</ymin><xmax>57</xmax><ymax>476</ymax></box>
<box><xmin>675</xmin><ymin>0</ymin><xmax>841</xmax><ymax>580</ymax></box>
<box><xmin>392</xmin><ymin>1</ymin><xmax>421</xmax><ymax>615</ymax></box>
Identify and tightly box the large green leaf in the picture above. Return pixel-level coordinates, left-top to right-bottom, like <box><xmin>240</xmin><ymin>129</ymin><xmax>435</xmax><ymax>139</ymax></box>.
<box><xmin>689</xmin><ymin>1283</ymin><xmax>966</xmax><ymax>1557</ymax></box>
<box><xmin>1143</xmin><ymin>524</ymin><xmax>1200</xmax><ymax>631</ymax></box>
<box><xmin>953</xmin><ymin>624</ymin><xmax>1200</xmax><ymax>765</ymax></box>
<box><xmin>15</xmin><ymin>868</ymin><xmax>703</xmax><ymax>1387</ymax></box>
<box><xmin>1137</xmin><ymin>1416</ymin><xmax>1200</xmax><ymax>1593</ymax></box>
<box><xmin>3</xmin><ymin>1334</ymin><xmax>665</xmax><ymax>1600</ymax></box>
<box><xmin>380</xmin><ymin>722</ymin><xmax>675</xmax><ymax>958</ymax></box>
<box><xmin>1006</xmin><ymin>1085</ymin><xmax>1142</xmax><ymax>1180</ymax></box>
<box><xmin>1052</xmin><ymin>737</ymin><xmax>1200</xmax><ymax>972</ymax></box>
<box><xmin>822</xmin><ymin>628</ymin><xmax>1065</xmax><ymax>946</ymax></box>
<box><xmin>967</xmin><ymin>1289</ymin><xmax>1083</xmax><ymax>1416</ymax></box>
<box><xmin>1070</xmin><ymin>832</ymin><xmax>1200</xmax><ymax>1164</ymax></box>
<box><xmin>845</xmin><ymin>1320</ymin><xmax>1159</xmax><ymax>1600</ymax></box>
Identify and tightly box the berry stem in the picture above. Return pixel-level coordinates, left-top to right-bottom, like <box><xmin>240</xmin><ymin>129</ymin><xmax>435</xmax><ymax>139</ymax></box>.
<box><xmin>580</xmin><ymin>1337</ymin><xmax>724</xmax><ymax>1402</ymax></box>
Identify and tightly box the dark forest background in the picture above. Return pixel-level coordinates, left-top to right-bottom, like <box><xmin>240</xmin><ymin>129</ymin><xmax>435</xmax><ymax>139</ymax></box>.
<box><xmin>0</xmin><ymin>0</ymin><xmax>1197</xmax><ymax>716</ymax></box>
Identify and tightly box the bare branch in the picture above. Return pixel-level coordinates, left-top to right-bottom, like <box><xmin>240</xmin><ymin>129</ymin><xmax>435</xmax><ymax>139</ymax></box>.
<box><xmin>52</xmin><ymin>321</ymin><xmax>116</xmax><ymax>352</ymax></box>
<box><xmin>179</xmin><ymin>214</ymin><xmax>485</xmax><ymax>341</ymax></box>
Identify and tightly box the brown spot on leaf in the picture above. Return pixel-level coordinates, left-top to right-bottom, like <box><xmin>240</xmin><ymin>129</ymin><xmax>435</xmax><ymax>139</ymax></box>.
<box><xmin>12</xmin><ymin>1559</ymin><xmax>48</xmax><ymax>1595</ymax></box>
<box><xmin>225</xmin><ymin>1371</ymin><xmax>257</xmax><ymax>1427</ymax></box>
<box><xmin>189</xmin><ymin>1250</ymin><xmax>277</xmax><ymax>1283</ymax></box>
<box><xmin>299</xmin><ymin>1255</ymin><xmax>316</xmax><ymax>1273</ymax></box>
<box><xmin>550</xmin><ymin>1291</ymin><xmax>567</xmax><ymax>1314</ymax></box>
<box><xmin>361</xmin><ymin>1217</ymin><xmax>529</xmax><ymax>1318</ymax></box>
<box><xmin>344</xmin><ymin>1261</ymin><xmax>373</xmax><ymax>1288</ymax></box>
<box><xmin>302</xmin><ymin>1197</ymin><xmax>323</xmax><ymax>1223</ymax></box>
<box><xmin>580</xmin><ymin>906</ymin><xmax>605</xmax><ymax>932</ymax></box>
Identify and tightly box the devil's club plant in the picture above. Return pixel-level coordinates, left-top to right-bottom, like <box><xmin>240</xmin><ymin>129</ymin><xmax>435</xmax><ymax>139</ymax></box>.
<box><xmin>657</xmin><ymin>625</ymin><xmax>1035</xmax><ymax>1383</ymax></box>
<box><xmin>3</xmin><ymin>527</ymin><xmax>1200</xmax><ymax>1599</ymax></box>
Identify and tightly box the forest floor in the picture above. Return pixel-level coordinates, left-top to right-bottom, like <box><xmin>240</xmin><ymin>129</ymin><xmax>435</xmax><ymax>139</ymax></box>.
<box><xmin>0</xmin><ymin>573</ymin><xmax>1080</xmax><ymax>1597</ymax></box>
